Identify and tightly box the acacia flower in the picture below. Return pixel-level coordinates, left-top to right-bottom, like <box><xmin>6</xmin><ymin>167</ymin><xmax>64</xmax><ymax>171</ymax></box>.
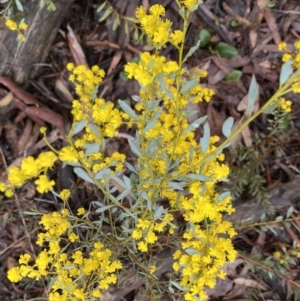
<box><xmin>7</xmin><ymin>267</ymin><xmax>22</xmax><ymax>282</ymax></box>
<box><xmin>34</xmin><ymin>175</ymin><xmax>55</xmax><ymax>193</ymax></box>
<box><xmin>59</xmin><ymin>146</ymin><xmax>78</xmax><ymax>163</ymax></box>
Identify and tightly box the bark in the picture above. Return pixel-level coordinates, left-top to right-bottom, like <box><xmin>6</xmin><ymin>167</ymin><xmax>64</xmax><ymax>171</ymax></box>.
<box><xmin>0</xmin><ymin>0</ymin><xmax>74</xmax><ymax>86</ymax></box>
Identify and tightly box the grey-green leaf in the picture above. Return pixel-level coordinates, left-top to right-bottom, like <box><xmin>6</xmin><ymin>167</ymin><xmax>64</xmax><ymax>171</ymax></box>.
<box><xmin>222</xmin><ymin>117</ymin><xmax>234</xmax><ymax>138</ymax></box>
<box><xmin>183</xmin><ymin>40</ymin><xmax>201</xmax><ymax>62</ymax></box>
<box><xmin>95</xmin><ymin>168</ymin><xmax>111</xmax><ymax>180</ymax></box>
<box><xmin>74</xmin><ymin>167</ymin><xmax>94</xmax><ymax>184</ymax></box>
<box><xmin>99</xmin><ymin>7</ymin><xmax>113</xmax><ymax>22</ymax></box>
<box><xmin>128</xmin><ymin>139</ymin><xmax>141</xmax><ymax>157</ymax></box>
<box><xmin>168</xmin><ymin>181</ymin><xmax>184</xmax><ymax>191</ymax></box>
<box><xmin>248</xmin><ymin>75</ymin><xmax>259</xmax><ymax>116</ymax></box>
<box><xmin>95</xmin><ymin>204</ymin><xmax>114</xmax><ymax>213</ymax></box>
<box><xmin>215</xmin><ymin>191</ymin><xmax>231</xmax><ymax>204</ymax></box>
<box><xmin>200</xmin><ymin>122</ymin><xmax>210</xmax><ymax>155</ymax></box>
<box><xmin>71</xmin><ymin>120</ymin><xmax>86</xmax><ymax>137</ymax></box>
<box><xmin>96</xmin><ymin>2</ymin><xmax>106</xmax><ymax>12</ymax></box>
<box><xmin>15</xmin><ymin>0</ymin><xmax>23</xmax><ymax>11</ymax></box>
<box><xmin>180</xmin><ymin>79</ymin><xmax>199</xmax><ymax>94</ymax></box>
<box><xmin>187</xmin><ymin>174</ymin><xmax>211</xmax><ymax>181</ymax></box>
<box><xmin>118</xmin><ymin>99</ymin><xmax>139</xmax><ymax>121</ymax></box>
<box><xmin>280</xmin><ymin>60</ymin><xmax>293</xmax><ymax>86</ymax></box>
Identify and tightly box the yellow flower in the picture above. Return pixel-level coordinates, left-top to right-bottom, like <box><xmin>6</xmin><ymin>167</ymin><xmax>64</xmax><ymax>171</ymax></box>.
<box><xmin>170</xmin><ymin>30</ymin><xmax>184</xmax><ymax>46</ymax></box>
<box><xmin>19</xmin><ymin>254</ymin><xmax>31</xmax><ymax>265</ymax></box>
<box><xmin>66</xmin><ymin>62</ymin><xmax>75</xmax><ymax>71</ymax></box>
<box><xmin>19</xmin><ymin>22</ymin><xmax>28</xmax><ymax>31</ymax></box>
<box><xmin>77</xmin><ymin>207</ymin><xmax>85</xmax><ymax>216</ymax></box>
<box><xmin>39</xmin><ymin>126</ymin><xmax>47</xmax><ymax>134</ymax></box>
<box><xmin>21</xmin><ymin>156</ymin><xmax>39</xmax><ymax>177</ymax></box>
<box><xmin>5</xmin><ymin>19</ymin><xmax>18</xmax><ymax>31</ymax></box>
<box><xmin>295</xmin><ymin>40</ymin><xmax>300</xmax><ymax>50</ymax></box>
<box><xmin>7</xmin><ymin>267</ymin><xmax>22</xmax><ymax>282</ymax></box>
<box><xmin>59</xmin><ymin>189</ymin><xmax>71</xmax><ymax>202</ymax></box>
<box><xmin>59</xmin><ymin>146</ymin><xmax>78</xmax><ymax>162</ymax></box>
<box><xmin>138</xmin><ymin>241</ymin><xmax>148</xmax><ymax>252</ymax></box>
<box><xmin>148</xmin><ymin>265</ymin><xmax>156</xmax><ymax>274</ymax></box>
<box><xmin>69</xmin><ymin>232</ymin><xmax>79</xmax><ymax>242</ymax></box>
<box><xmin>282</xmin><ymin>53</ymin><xmax>292</xmax><ymax>62</ymax></box>
<box><xmin>149</xmin><ymin>4</ymin><xmax>165</xmax><ymax>17</ymax></box>
<box><xmin>0</xmin><ymin>182</ymin><xmax>6</xmax><ymax>192</ymax></box>
<box><xmin>4</xmin><ymin>188</ymin><xmax>13</xmax><ymax>197</ymax></box>
<box><xmin>34</xmin><ymin>175</ymin><xmax>55</xmax><ymax>193</ymax></box>
<box><xmin>278</xmin><ymin>41</ymin><xmax>287</xmax><ymax>51</ymax></box>
<box><xmin>17</xmin><ymin>33</ymin><xmax>26</xmax><ymax>42</ymax></box>
<box><xmin>36</xmin><ymin>152</ymin><xmax>58</xmax><ymax>169</ymax></box>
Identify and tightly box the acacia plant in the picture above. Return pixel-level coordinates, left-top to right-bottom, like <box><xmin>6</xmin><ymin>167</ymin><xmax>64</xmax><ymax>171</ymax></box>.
<box><xmin>1</xmin><ymin>1</ymin><xmax>300</xmax><ymax>301</ymax></box>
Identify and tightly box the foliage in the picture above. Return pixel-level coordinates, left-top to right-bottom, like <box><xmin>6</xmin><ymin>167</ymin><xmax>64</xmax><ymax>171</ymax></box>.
<box><xmin>1</xmin><ymin>1</ymin><xmax>300</xmax><ymax>301</ymax></box>
<box><xmin>224</xmin><ymin>109</ymin><xmax>293</xmax><ymax>214</ymax></box>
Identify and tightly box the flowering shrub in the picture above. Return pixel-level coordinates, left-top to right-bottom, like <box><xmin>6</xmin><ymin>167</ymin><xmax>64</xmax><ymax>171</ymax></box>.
<box><xmin>2</xmin><ymin>2</ymin><xmax>300</xmax><ymax>301</ymax></box>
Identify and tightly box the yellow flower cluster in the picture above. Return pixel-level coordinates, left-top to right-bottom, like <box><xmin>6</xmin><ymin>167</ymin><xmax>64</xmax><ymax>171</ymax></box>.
<box><xmin>132</xmin><ymin>213</ymin><xmax>175</xmax><ymax>252</ymax></box>
<box><xmin>8</xmin><ymin>210</ymin><xmax>122</xmax><ymax>300</ymax></box>
<box><xmin>278</xmin><ymin>39</ymin><xmax>300</xmax><ymax>69</ymax></box>
<box><xmin>123</xmin><ymin>11</ymin><xmax>236</xmax><ymax>298</ymax></box>
<box><xmin>0</xmin><ymin>152</ymin><xmax>57</xmax><ymax>197</ymax></box>
<box><xmin>5</xmin><ymin>19</ymin><xmax>28</xmax><ymax>41</ymax></box>
<box><xmin>135</xmin><ymin>5</ymin><xmax>183</xmax><ymax>48</ymax></box>
<box><xmin>279</xmin><ymin>97</ymin><xmax>292</xmax><ymax>113</ymax></box>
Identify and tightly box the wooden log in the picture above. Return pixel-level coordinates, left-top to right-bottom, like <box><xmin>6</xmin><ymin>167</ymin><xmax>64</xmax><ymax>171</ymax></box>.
<box><xmin>0</xmin><ymin>0</ymin><xmax>74</xmax><ymax>86</ymax></box>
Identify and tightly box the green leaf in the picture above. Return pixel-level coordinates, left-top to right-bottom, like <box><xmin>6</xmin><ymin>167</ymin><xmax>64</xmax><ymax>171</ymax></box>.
<box><xmin>199</xmin><ymin>29</ymin><xmax>211</xmax><ymax>47</ymax></box>
<box><xmin>125</xmin><ymin>162</ymin><xmax>137</xmax><ymax>174</ymax></box>
<box><xmin>170</xmin><ymin>280</ymin><xmax>188</xmax><ymax>292</ymax></box>
<box><xmin>263</xmin><ymin>102</ymin><xmax>277</xmax><ymax>114</ymax></box>
<box><xmin>123</xmin><ymin>175</ymin><xmax>131</xmax><ymax>189</ymax></box>
<box><xmin>15</xmin><ymin>0</ymin><xmax>23</xmax><ymax>11</ymax></box>
<box><xmin>180</xmin><ymin>79</ymin><xmax>199</xmax><ymax>93</ymax></box>
<box><xmin>23</xmin><ymin>211</ymin><xmax>41</xmax><ymax>215</ymax></box>
<box><xmin>200</xmin><ymin>122</ymin><xmax>210</xmax><ymax>155</ymax></box>
<box><xmin>215</xmin><ymin>42</ymin><xmax>238</xmax><ymax>58</ymax></box>
<box><xmin>215</xmin><ymin>191</ymin><xmax>231</xmax><ymax>204</ymax></box>
<box><xmin>95</xmin><ymin>204</ymin><xmax>114</xmax><ymax>213</ymax></box>
<box><xmin>95</xmin><ymin>168</ymin><xmax>111</xmax><ymax>180</ymax></box>
<box><xmin>154</xmin><ymin>205</ymin><xmax>165</xmax><ymax>220</ymax></box>
<box><xmin>248</xmin><ymin>75</ymin><xmax>259</xmax><ymax>116</ymax></box>
<box><xmin>112</xmin><ymin>15</ymin><xmax>120</xmax><ymax>31</ymax></box>
<box><xmin>123</xmin><ymin>16</ymin><xmax>139</xmax><ymax>24</ymax></box>
<box><xmin>128</xmin><ymin>139</ymin><xmax>141</xmax><ymax>157</ymax></box>
<box><xmin>124</xmin><ymin>21</ymin><xmax>129</xmax><ymax>36</ymax></box>
<box><xmin>181</xmin><ymin>116</ymin><xmax>207</xmax><ymax>135</ymax></box>
<box><xmin>222</xmin><ymin>117</ymin><xmax>234</xmax><ymax>138</ymax></box>
<box><xmin>99</xmin><ymin>7</ymin><xmax>113</xmax><ymax>22</ymax></box>
<box><xmin>280</xmin><ymin>60</ymin><xmax>293</xmax><ymax>86</ymax></box>
<box><xmin>70</xmin><ymin>120</ymin><xmax>86</xmax><ymax>137</ymax></box>
<box><xmin>225</xmin><ymin>70</ymin><xmax>242</xmax><ymax>82</ymax></box>
<box><xmin>111</xmin><ymin>175</ymin><xmax>126</xmax><ymax>188</ymax></box>
<box><xmin>187</xmin><ymin>174</ymin><xmax>211</xmax><ymax>181</ymax></box>
<box><xmin>74</xmin><ymin>167</ymin><xmax>94</xmax><ymax>184</ymax></box>
<box><xmin>88</xmin><ymin>124</ymin><xmax>101</xmax><ymax>138</ymax></box>
<box><xmin>178</xmin><ymin>6</ymin><xmax>186</xmax><ymax>18</ymax></box>
<box><xmin>183</xmin><ymin>40</ymin><xmax>201</xmax><ymax>62</ymax></box>
<box><xmin>118</xmin><ymin>99</ymin><xmax>139</xmax><ymax>121</ymax></box>
<box><xmin>157</xmin><ymin>74</ymin><xmax>174</xmax><ymax>100</ymax></box>
<box><xmin>168</xmin><ymin>181</ymin><xmax>184</xmax><ymax>191</ymax></box>
<box><xmin>133</xmin><ymin>28</ymin><xmax>139</xmax><ymax>41</ymax></box>
<box><xmin>84</xmin><ymin>143</ymin><xmax>100</xmax><ymax>156</ymax></box>
<box><xmin>96</xmin><ymin>2</ymin><xmax>106</xmax><ymax>12</ymax></box>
